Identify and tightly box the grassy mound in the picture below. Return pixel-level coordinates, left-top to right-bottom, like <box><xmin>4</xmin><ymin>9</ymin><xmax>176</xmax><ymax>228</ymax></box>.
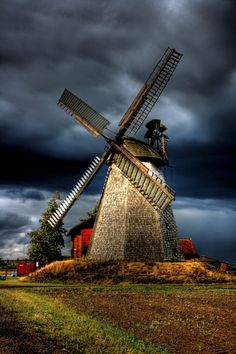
<box><xmin>25</xmin><ymin>258</ymin><xmax>235</xmax><ymax>284</ymax></box>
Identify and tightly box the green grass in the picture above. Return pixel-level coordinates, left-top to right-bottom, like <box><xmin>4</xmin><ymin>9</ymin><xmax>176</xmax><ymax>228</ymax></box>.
<box><xmin>78</xmin><ymin>283</ymin><xmax>236</xmax><ymax>292</ymax></box>
<box><xmin>1</xmin><ymin>276</ymin><xmax>235</xmax><ymax>292</ymax></box>
<box><xmin>0</xmin><ymin>286</ymin><xmax>168</xmax><ymax>354</ymax></box>
<box><xmin>0</xmin><ymin>277</ymin><xmax>65</xmax><ymax>287</ymax></box>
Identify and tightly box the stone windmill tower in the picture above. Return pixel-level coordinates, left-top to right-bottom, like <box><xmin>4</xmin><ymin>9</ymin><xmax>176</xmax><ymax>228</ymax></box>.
<box><xmin>48</xmin><ymin>47</ymin><xmax>184</xmax><ymax>262</ymax></box>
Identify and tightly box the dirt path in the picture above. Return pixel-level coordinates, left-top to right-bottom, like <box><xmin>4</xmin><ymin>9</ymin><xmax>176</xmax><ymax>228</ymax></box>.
<box><xmin>0</xmin><ymin>304</ymin><xmax>68</xmax><ymax>354</ymax></box>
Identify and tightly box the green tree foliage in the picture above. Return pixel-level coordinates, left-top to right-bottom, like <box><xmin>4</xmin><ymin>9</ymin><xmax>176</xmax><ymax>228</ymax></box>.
<box><xmin>28</xmin><ymin>192</ymin><xmax>65</xmax><ymax>266</ymax></box>
<box><xmin>80</xmin><ymin>202</ymin><xmax>99</xmax><ymax>222</ymax></box>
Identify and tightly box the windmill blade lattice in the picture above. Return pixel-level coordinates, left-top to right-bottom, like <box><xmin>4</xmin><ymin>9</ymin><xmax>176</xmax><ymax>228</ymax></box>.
<box><xmin>58</xmin><ymin>89</ymin><xmax>110</xmax><ymax>137</ymax></box>
<box><xmin>48</xmin><ymin>156</ymin><xmax>104</xmax><ymax>228</ymax></box>
<box><xmin>115</xmin><ymin>153</ymin><xmax>175</xmax><ymax>211</ymax></box>
<box><xmin>118</xmin><ymin>48</ymin><xmax>182</xmax><ymax>135</ymax></box>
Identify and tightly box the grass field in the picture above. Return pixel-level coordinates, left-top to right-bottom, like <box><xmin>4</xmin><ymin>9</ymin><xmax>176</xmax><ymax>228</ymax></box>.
<box><xmin>0</xmin><ymin>278</ymin><xmax>236</xmax><ymax>353</ymax></box>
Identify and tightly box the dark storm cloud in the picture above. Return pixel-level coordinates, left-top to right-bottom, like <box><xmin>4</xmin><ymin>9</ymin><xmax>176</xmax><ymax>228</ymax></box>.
<box><xmin>0</xmin><ymin>213</ymin><xmax>31</xmax><ymax>259</ymax></box>
<box><xmin>0</xmin><ymin>212</ymin><xmax>29</xmax><ymax>232</ymax></box>
<box><xmin>0</xmin><ymin>212</ymin><xmax>30</xmax><ymax>249</ymax></box>
<box><xmin>167</xmin><ymin>139</ymin><xmax>236</xmax><ymax>199</ymax></box>
<box><xmin>0</xmin><ymin>0</ymin><xmax>235</xmax><ymax>209</ymax></box>
<box><xmin>0</xmin><ymin>0</ymin><xmax>236</xmax><ymax>261</ymax></box>
<box><xmin>0</xmin><ymin>0</ymin><xmax>235</xmax><ymax>195</ymax></box>
<box><xmin>4</xmin><ymin>189</ymin><xmax>46</xmax><ymax>201</ymax></box>
<box><xmin>174</xmin><ymin>198</ymin><xmax>236</xmax><ymax>264</ymax></box>
<box><xmin>1</xmin><ymin>1</ymin><xmax>235</xmax><ymax>96</ymax></box>
<box><xmin>1</xmin><ymin>144</ymin><xmax>107</xmax><ymax>192</ymax></box>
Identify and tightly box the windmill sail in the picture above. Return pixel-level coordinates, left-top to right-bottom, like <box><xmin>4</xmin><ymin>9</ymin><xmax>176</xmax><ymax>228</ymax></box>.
<box><xmin>115</xmin><ymin>151</ymin><xmax>175</xmax><ymax>211</ymax></box>
<box><xmin>118</xmin><ymin>48</ymin><xmax>182</xmax><ymax>134</ymax></box>
<box><xmin>48</xmin><ymin>47</ymin><xmax>181</xmax><ymax>227</ymax></box>
<box><xmin>108</xmin><ymin>140</ymin><xmax>175</xmax><ymax>210</ymax></box>
<box><xmin>48</xmin><ymin>155</ymin><xmax>104</xmax><ymax>228</ymax></box>
<box><xmin>45</xmin><ymin>46</ymin><xmax>184</xmax><ymax>262</ymax></box>
<box><xmin>58</xmin><ymin>89</ymin><xmax>110</xmax><ymax>137</ymax></box>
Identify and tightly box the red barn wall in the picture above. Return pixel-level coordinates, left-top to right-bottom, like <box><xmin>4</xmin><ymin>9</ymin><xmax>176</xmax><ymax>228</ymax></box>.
<box><xmin>17</xmin><ymin>260</ymin><xmax>36</xmax><ymax>275</ymax></box>
<box><xmin>82</xmin><ymin>229</ymin><xmax>93</xmax><ymax>248</ymax></box>
<box><xmin>71</xmin><ymin>228</ymin><xmax>93</xmax><ymax>258</ymax></box>
<box><xmin>72</xmin><ymin>235</ymin><xmax>83</xmax><ymax>258</ymax></box>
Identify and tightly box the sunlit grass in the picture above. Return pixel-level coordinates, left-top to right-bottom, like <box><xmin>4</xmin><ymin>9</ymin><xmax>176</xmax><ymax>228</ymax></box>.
<box><xmin>26</xmin><ymin>258</ymin><xmax>236</xmax><ymax>284</ymax></box>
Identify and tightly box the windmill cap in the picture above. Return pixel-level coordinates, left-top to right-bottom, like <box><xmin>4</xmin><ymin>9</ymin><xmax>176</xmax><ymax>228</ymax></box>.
<box><xmin>121</xmin><ymin>137</ymin><xmax>168</xmax><ymax>166</ymax></box>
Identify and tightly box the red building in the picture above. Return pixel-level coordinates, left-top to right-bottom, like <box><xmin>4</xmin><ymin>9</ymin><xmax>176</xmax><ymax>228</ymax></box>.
<box><xmin>67</xmin><ymin>218</ymin><xmax>95</xmax><ymax>258</ymax></box>
<box><xmin>17</xmin><ymin>260</ymin><xmax>36</xmax><ymax>275</ymax></box>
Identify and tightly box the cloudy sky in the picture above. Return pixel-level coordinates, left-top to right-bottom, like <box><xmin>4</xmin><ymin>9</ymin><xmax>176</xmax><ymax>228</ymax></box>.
<box><xmin>0</xmin><ymin>0</ymin><xmax>235</xmax><ymax>263</ymax></box>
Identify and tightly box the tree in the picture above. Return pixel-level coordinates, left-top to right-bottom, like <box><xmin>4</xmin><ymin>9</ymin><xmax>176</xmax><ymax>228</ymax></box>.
<box><xmin>80</xmin><ymin>201</ymin><xmax>99</xmax><ymax>223</ymax></box>
<box><xmin>28</xmin><ymin>192</ymin><xmax>65</xmax><ymax>266</ymax></box>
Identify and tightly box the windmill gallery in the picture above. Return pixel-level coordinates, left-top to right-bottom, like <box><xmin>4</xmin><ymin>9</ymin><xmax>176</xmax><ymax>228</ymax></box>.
<box><xmin>48</xmin><ymin>47</ymin><xmax>185</xmax><ymax>262</ymax></box>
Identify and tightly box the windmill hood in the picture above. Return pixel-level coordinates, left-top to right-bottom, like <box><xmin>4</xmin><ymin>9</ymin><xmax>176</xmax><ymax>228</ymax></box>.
<box><xmin>121</xmin><ymin>137</ymin><xmax>168</xmax><ymax>167</ymax></box>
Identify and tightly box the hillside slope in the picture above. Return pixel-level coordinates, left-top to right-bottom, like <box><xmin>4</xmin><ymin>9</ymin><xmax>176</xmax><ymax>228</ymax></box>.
<box><xmin>26</xmin><ymin>259</ymin><xmax>235</xmax><ymax>284</ymax></box>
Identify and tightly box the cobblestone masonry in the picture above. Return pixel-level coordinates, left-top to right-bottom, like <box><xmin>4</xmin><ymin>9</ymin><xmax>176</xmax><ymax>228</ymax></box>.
<box><xmin>88</xmin><ymin>162</ymin><xmax>184</xmax><ymax>261</ymax></box>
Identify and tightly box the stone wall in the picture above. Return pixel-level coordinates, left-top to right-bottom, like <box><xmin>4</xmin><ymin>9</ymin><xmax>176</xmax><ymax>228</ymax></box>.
<box><xmin>161</xmin><ymin>206</ymin><xmax>185</xmax><ymax>261</ymax></box>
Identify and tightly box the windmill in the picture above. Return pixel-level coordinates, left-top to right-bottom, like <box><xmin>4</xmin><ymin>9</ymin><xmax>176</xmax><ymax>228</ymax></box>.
<box><xmin>48</xmin><ymin>47</ymin><xmax>184</xmax><ymax>261</ymax></box>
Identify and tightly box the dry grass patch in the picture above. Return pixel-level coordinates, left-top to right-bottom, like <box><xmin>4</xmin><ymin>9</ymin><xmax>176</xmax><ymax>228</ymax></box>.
<box><xmin>25</xmin><ymin>259</ymin><xmax>236</xmax><ymax>284</ymax></box>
